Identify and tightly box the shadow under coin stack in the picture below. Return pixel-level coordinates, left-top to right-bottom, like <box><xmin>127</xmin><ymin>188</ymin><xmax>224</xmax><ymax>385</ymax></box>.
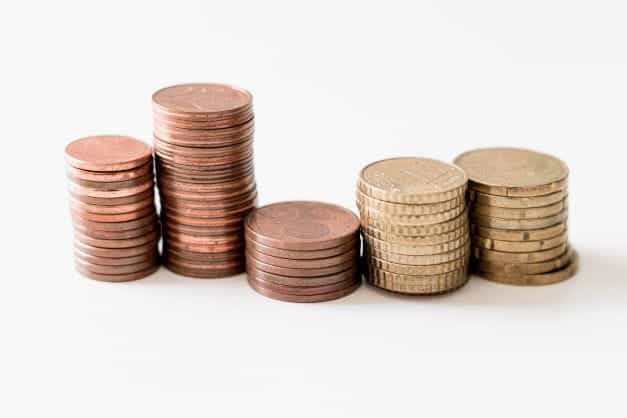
<box><xmin>454</xmin><ymin>148</ymin><xmax>578</xmax><ymax>285</ymax></box>
<box><xmin>65</xmin><ymin>136</ymin><xmax>160</xmax><ymax>281</ymax></box>
<box><xmin>245</xmin><ymin>202</ymin><xmax>361</xmax><ymax>303</ymax></box>
<box><xmin>357</xmin><ymin>158</ymin><xmax>470</xmax><ymax>294</ymax></box>
<box><xmin>152</xmin><ymin>83</ymin><xmax>257</xmax><ymax>278</ymax></box>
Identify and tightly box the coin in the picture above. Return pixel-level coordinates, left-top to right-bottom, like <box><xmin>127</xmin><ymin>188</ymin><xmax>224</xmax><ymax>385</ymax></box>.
<box><xmin>473</xmin><ymin>247</ymin><xmax>572</xmax><ymax>275</ymax></box>
<box><xmin>358</xmin><ymin>157</ymin><xmax>467</xmax><ymax>204</ymax></box>
<box><xmin>247</xmin><ymin>277</ymin><xmax>360</xmax><ymax>303</ymax></box>
<box><xmin>471</xmin><ymin>199</ymin><xmax>567</xmax><ymax>219</ymax></box>
<box><xmin>75</xmin><ymin>264</ymin><xmax>158</xmax><ymax>282</ymax></box>
<box><xmin>246</xmin><ymin>254</ymin><xmax>356</xmax><ymax>278</ymax></box>
<box><xmin>365</xmin><ymin>240</ymin><xmax>470</xmax><ymax>265</ymax></box>
<box><xmin>76</xmin><ymin>258</ymin><xmax>157</xmax><ymax>275</ymax></box>
<box><xmin>477</xmin><ymin>251</ymin><xmax>579</xmax><ymax>285</ymax></box>
<box><xmin>472</xmin><ymin>230</ymin><xmax>568</xmax><ymax>253</ymax></box>
<box><xmin>69</xmin><ymin>196</ymin><xmax>154</xmax><ymax>215</ymax></box>
<box><xmin>74</xmin><ymin>248</ymin><xmax>159</xmax><ymax>266</ymax></box>
<box><xmin>361</xmin><ymin>223</ymin><xmax>467</xmax><ymax>246</ymax></box>
<box><xmin>163</xmin><ymin>246</ymin><xmax>243</xmax><ymax>262</ymax></box>
<box><xmin>246</xmin><ymin>238</ymin><xmax>358</xmax><ymax>260</ymax></box>
<box><xmin>454</xmin><ymin>148</ymin><xmax>568</xmax><ymax>197</ymax></box>
<box><xmin>70</xmin><ymin>204</ymin><xmax>154</xmax><ymax>223</ymax></box>
<box><xmin>472</xmin><ymin>242</ymin><xmax>568</xmax><ymax>263</ymax></box>
<box><xmin>470</xmin><ymin>209</ymin><xmax>567</xmax><ymax>230</ymax></box>
<box><xmin>356</xmin><ymin>190</ymin><xmax>465</xmax><ymax>215</ymax></box>
<box><xmin>362</xmin><ymin>228</ymin><xmax>468</xmax><ymax>256</ymax></box>
<box><xmin>69</xmin><ymin>180</ymin><xmax>153</xmax><ymax>198</ymax></box>
<box><xmin>469</xmin><ymin>189</ymin><xmax>568</xmax><ymax>209</ymax></box>
<box><xmin>74</xmin><ymin>239</ymin><xmax>158</xmax><ymax>258</ymax></box>
<box><xmin>152</xmin><ymin>83</ymin><xmax>252</xmax><ymax>117</ymax></box>
<box><xmin>74</xmin><ymin>227</ymin><xmax>159</xmax><ymax>249</ymax></box>
<box><xmin>72</xmin><ymin>213</ymin><xmax>158</xmax><ymax>232</ymax></box>
<box><xmin>246</xmin><ymin>265</ymin><xmax>360</xmax><ymax>287</ymax></box>
<box><xmin>66</xmin><ymin>160</ymin><xmax>153</xmax><ymax>183</ymax></box>
<box><xmin>470</xmin><ymin>222</ymin><xmax>567</xmax><ymax>242</ymax></box>
<box><xmin>163</xmin><ymin>257</ymin><xmax>245</xmax><ymax>279</ymax></box>
<box><xmin>358</xmin><ymin>202</ymin><xmax>465</xmax><ymax>226</ymax></box>
<box><xmin>366</xmin><ymin>254</ymin><xmax>468</xmax><ymax>275</ymax></box>
<box><xmin>245</xmin><ymin>246</ymin><xmax>358</xmax><ymax>269</ymax></box>
<box><xmin>364</xmin><ymin>265</ymin><xmax>469</xmax><ymax>295</ymax></box>
<box><xmin>69</xmin><ymin>188</ymin><xmax>154</xmax><ymax>206</ymax></box>
<box><xmin>247</xmin><ymin>269</ymin><xmax>359</xmax><ymax>296</ymax></box>
<box><xmin>68</xmin><ymin>172</ymin><xmax>153</xmax><ymax>191</ymax></box>
<box><xmin>65</xmin><ymin>135</ymin><xmax>152</xmax><ymax>172</ymax></box>
<box><xmin>361</xmin><ymin>207</ymin><xmax>468</xmax><ymax>236</ymax></box>
<box><xmin>73</xmin><ymin>221</ymin><xmax>159</xmax><ymax>240</ymax></box>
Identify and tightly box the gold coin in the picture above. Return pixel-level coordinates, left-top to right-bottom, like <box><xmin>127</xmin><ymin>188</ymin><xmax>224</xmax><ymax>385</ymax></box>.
<box><xmin>454</xmin><ymin>148</ymin><xmax>568</xmax><ymax>197</ymax></box>
<box><xmin>470</xmin><ymin>209</ymin><xmax>567</xmax><ymax>230</ymax></box>
<box><xmin>362</xmin><ymin>228</ymin><xmax>469</xmax><ymax>256</ymax></box>
<box><xmin>474</xmin><ymin>247</ymin><xmax>572</xmax><ymax>275</ymax></box>
<box><xmin>365</xmin><ymin>240</ymin><xmax>469</xmax><ymax>265</ymax></box>
<box><xmin>469</xmin><ymin>189</ymin><xmax>568</xmax><ymax>209</ymax></box>
<box><xmin>365</xmin><ymin>265</ymin><xmax>469</xmax><ymax>295</ymax></box>
<box><xmin>362</xmin><ymin>207</ymin><xmax>468</xmax><ymax>236</ymax></box>
<box><xmin>356</xmin><ymin>190</ymin><xmax>465</xmax><ymax>215</ymax></box>
<box><xmin>470</xmin><ymin>222</ymin><xmax>566</xmax><ymax>242</ymax></box>
<box><xmin>473</xmin><ymin>230</ymin><xmax>567</xmax><ymax>253</ymax></box>
<box><xmin>366</xmin><ymin>254</ymin><xmax>468</xmax><ymax>275</ymax></box>
<box><xmin>476</xmin><ymin>250</ymin><xmax>578</xmax><ymax>286</ymax></box>
<box><xmin>358</xmin><ymin>157</ymin><xmax>467</xmax><ymax>204</ymax></box>
<box><xmin>472</xmin><ymin>242</ymin><xmax>567</xmax><ymax>263</ymax></box>
<box><xmin>360</xmin><ymin>223</ymin><xmax>469</xmax><ymax>245</ymax></box>
<box><xmin>472</xmin><ymin>199</ymin><xmax>567</xmax><ymax>220</ymax></box>
<box><xmin>358</xmin><ymin>202</ymin><xmax>466</xmax><ymax>226</ymax></box>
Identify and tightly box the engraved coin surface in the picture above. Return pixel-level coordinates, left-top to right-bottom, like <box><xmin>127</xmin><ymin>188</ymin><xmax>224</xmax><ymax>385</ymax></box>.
<box><xmin>153</xmin><ymin>83</ymin><xmax>252</xmax><ymax>116</ymax></box>
<box><xmin>65</xmin><ymin>135</ymin><xmax>152</xmax><ymax>172</ymax></box>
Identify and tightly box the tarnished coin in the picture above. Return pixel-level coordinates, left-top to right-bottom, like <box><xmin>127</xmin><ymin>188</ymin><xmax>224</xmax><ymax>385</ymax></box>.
<box><xmin>67</xmin><ymin>161</ymin><xmax>153</xmax><ymax>183</ymax></box>
<box><xmin>75</xmin><ymin>264</ymin><xmax>158</xmax><ymax>282</ymax></box>
<box><xmin>246</xmin><ymin>238</ymin><xmax>358</xmax><ymax>260</ymax></box>
<box><xmin>247</xmin><ymin>277</ymin><xmax>360</xmax><ymax>303</ymax></box>
<box><xmin>470</xmin><ymin>209</ymin><xmax>567</xmax><ymax>230</ymax></box>
<box><xmin>366</xmin><ymin>254</ymin><xmax>468</xmax><ymax>275</ymax></box>
<box><xmin>472</xmin><ymin>231</ymin><xmax>568</xmax><ymax>253</ymax></box>
<box><xmin>365</xmin><ymin>240</ymin><xmax>469</xmax><ymax>265</ymax></box>
<box><xmin>361</xmin><ymin>207</ymin><xmax>468</xmax><ymax>237</ymax></box>
<box><xmin>65</xmin><ymin>136</ymin><xmax>152</xmax><ymax>172</ymax></box>
<box><xmin>454</xmin><ymin>148</ymin><xmax>568</xmax><ymax>197</ymax></box>
<box><xmin>364</xmin><ymin>265</ymin><xmax>469</xmax><ymax>295</ymax></box>
<box><xmin>358</xmin><ymin>201</ymin><xmax>465</xmax><ymax>226</ymax></box>
<box><xmin>356</xmin><ymin>190</ymin><xmax>465</xmax><ymax>215</ymax></box>
<box><xmin>362</xmin><ymin>228</ymin><xmax>468</xmax><ymax>256</ymax></box>
<box><xmin>246</xmin><ymin>265</ymin><xmax>359</xmax><ymax>287</ymax></box>
<box><xmin>472</xmin><ymin>242</ymin><xmax>568</xmax><ymax>264</ymax></box>
<box><xmin>472</xmin><ymin>199</ymin><xmax>567</xmax><ymax>219</ymax></box>
<box><xmin>246</xmin><ymin>254</ymin><xmax>356</xmax><ymax>278</ymax></box>
<box><xmin>477</xmin><ymin>251</ymin><xmax>579</xmax><ymax>285</ymax></box>
<box><xmin>358</xmin><ymin>157</ymin><xmax>467</xmax><ymax>204</ymax></box>
<box><xmin>245</xmin><ymin>246</ymin><xmax>358</xmax><ymax>269</ymax></box>
<box><xmin>469</xmin><ymin>189</ymin><xmax>568</xmax><ymax>209</ymax></box>
<box><xmin>470</xmin><ymin>222</ymin><xmax>567</xmax><ymax>242</ymax></box>
<box><xmin>473</xmin><ymin>247</ymin><xmax>572</xmax><ymax>275</ymax></box>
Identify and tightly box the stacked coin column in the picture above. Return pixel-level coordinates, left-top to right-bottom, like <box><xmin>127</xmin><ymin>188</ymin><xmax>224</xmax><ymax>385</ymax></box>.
<box><xmin>245</xmin><ymin>202</ymin><xmax>361</xmax><ymax>303</ymax></box>
<box><xmin>454</xmin><ymin>148</ymin><xmax>578</xmax><ymax>285</ymax></box>
<box><xmin>65</xmin><ymin>136</ymin><xmax>160</xmax><ymax>281</ymax></box>
<box><xmin>357</xmin><ymin>158</ymin><xmax>470</xmax><ymax>294</ymax></box>
<box><xmin>152</xmin><ymin>83</ymin><xmax>257</xmax><ymax>278</ymax></box>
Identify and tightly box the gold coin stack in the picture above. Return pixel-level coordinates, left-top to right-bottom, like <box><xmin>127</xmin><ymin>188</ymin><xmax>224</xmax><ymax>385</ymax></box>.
<box><xmin>357</xmin><ymin>157</ymin><xmax>470</xmax><ymax>294</ymax></box>
<box><xmin>454</xmin><ymin>148</ymin><xmax>578</xmax><ymax>285</ymax></box>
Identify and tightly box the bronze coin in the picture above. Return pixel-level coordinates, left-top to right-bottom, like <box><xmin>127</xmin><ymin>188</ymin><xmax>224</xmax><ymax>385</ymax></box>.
<box><xmin>154</xmin><ymin>113</ymin><xmax>254</xmax><ymax>133</ymax></box>
<box><xmin>76</xmin><ymin>257</ymin><xmax>158</xmax><ymax>275</ymax></box>
<box><xmin>76</xmin><ymin>263</ymin><xmax>158</xmax><ymax>282</ymax></box>
<box><xmin>162</xmin><ymin>220</ymin><xmax>242</xmax><ymax>237</ymax></box>
<box><xmin>69</xmin><ymin>180</ymin><xmax>153</xmax><ymax>198</ymax></box>
<box><xmin>74</xmin><ymin>227</ymin><xmax>160</xmax><ymax>249</ymax></box>
<box><xmin>165</xmin><ymin>229</ymin><xmax>242</xmax><ymax>245</ymax></box>
<box><xmin>163</xmin><ymin>257</ymin><xmax>245</xmax><ymax>279</ymax></box>
<box><xmin>246</xmin><ymin>254</ymin><xmax>356</xmax><ymax>278</ymax></box>
<box><xmin>156</xmin><ymin>163</ymin><xmax>254</xmax><ymax>183</ymax></box>
<box><xmin>69</xmin><ymin>188</ymin><xmax>154</xmax><ymax>206</ymax></box>
<box><xmin>157</xmin><ymin>174</ymin><xmax>254</xmax><ymax>193</ymax></box>
<box><xmin>72</xmin><ymin>213</ymin><xmax>158</xmax><ymax>232</ymax></box>
<box><xmin>247</xmin><ymin>277</ymin><xmax>360</xmax><ymax>303</ymax></box>
<box><xmin>74</xmin><ymin>221</ymin><xmax>159</xmax><ymax>240</ymax></box>
<box><xmin>163</xmin><ymin>246</ymin><xmax>243</xmax><ymax>262</ymax></box>
<box><xmin>161</xmin><ymin>210</ymin><xmax>247</xmax><ymax>227</ymax></box>
<box><xmin>245</xmin><ymin>201</ymin><xmax>360</xmax><ymax>251</ymax></box>
<box><xmin>70</xmin><ymin>204</ymin><xmax>155</xmax><ymax>223</ymax></box>
<box><xmin>157</xmin><ymin>182</ymin><xmax>255</xmax><ymax>201</ymax></box>
<box><xmin>163</xmin><ymin>235</ymin><xmax>243</xmax><ymax>254</ymax></box>
<box><xmin>161</xmin><ymin>198</ymin><xmax>256</xmax><ymax>219</ymax></box>
<box><xmin>154</xmin><ymin>127</ymin><xmax>254</xmax><ymax>148</ymax></box>
<box><xmin>247</xmin><ymin>269</ymin><xmax>359</xmax><ymax>296</ymax></box>
<box><xmin>155</xmin><ymin>112</ymin><xmax>254</xmax><ymax>130</ymax></box>
<box><xmin>154</xmin><ymin>105</ymin><xmax>253</xmax><ymax>123</ymax></box>
<box><xmin>154</xmin><ymin>148</ymin><xmax>253</xmax><ymax>167</ymax></box>
<box><xmin>245</xmin><ymin>245</ymin><xmax>358</xmax><ymax>269</ymax></box>
<box><xmin>69</xmin><ymin>195</ymin><xmax>154</xmax><ymax>215</ymax></box>
<box><xmin>67</xmin><ymin>160</ymin><xmax>153</xmax><ymax>183</ymax></box>
<box><xmin>245</xmin><ymin>237</ymin><xmax>358</xmax><ymax>260</ymax></box>
<box><xmin>154</xmin><ymin>136</ymin><xmax>252</xmax><ymax>157</ymax></box>
<box><xmin>74</xmin><ymin>239</ymin><xmax>158</xmax><ymax>258</ymax></box>
<box><xmin>74</xmin><ymin>248</ymin><xmax>159</xmax><ymax>266</ymax></box>
<box><xmin>152</xmin><ymin>83</ymin><xmax>253</xmax><ymax>117</ymax></box>
<box><xmin>155</xmin><ymin>154</ymin><xmax>254</xmax><ymax>173</ymax></box>
<box><xmin>65</xmin><ymin>135</ymin><xmax>152</xmax><ymax>172</ymax></box>
<box><xmin>161</xmin><ymin>190</ymin><xmax>256</xmax><ymax>210</ymax></box>
<box><xmin>68</xmin><ymin>172</ymin><xmax>153</xmax><ymax>191</ymax></box>
<box><xmin>245</xmin><ymin>265</ymin><xmax>360</xmax><ymax>287</ymax></box>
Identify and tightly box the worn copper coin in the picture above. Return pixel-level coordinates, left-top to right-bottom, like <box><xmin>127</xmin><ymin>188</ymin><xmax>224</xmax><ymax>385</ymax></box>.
<box><xmin>74</xmin><ymin>239</ymin><xmax>157</xmax><ymax>258</ymax></box>
<box><xmin>74</xmin><ymin>227</ymin><xmax>159</xmax><ymax>249</ymax></box>
<box><xmin>246</xmin><ymin>265</ymin><xmax>360</xmax><ymax>287</ymax></box>
<box><xmin>245</xmin><ymin>246</ymin><xmax>358</xmax><ymax>269</ymax></box>
<box><xmin>164</xmin><ymin>235</ymin><xmax>243</xmax><ymax>254</ymax></box>
<box><xmin>69</xmin><ymin>180</ymin><xmax>153</xmax><ymax>198</ymax></box>
<box><xmin>152</xmin><ymin>83</ymin><xmax>252</xmax><ymax>116</ymax></box>
<box><xmin>67</xmin><ymin>161</ymin><xmax>153</xmax><ymax>183</ymax></box>
<box><xmin>74</xmin><ymin>221</ymin><xmax>159</xmax><ymax>240</ymax></box>
<box><xmin>72</xmin><ymin>213</ymin><xmax>158</xmax><ymax>232</ymax></box>
<box><xmin>76</xmin><ymin>257</ymin><xmax>158</xmax><ymax>275</ymax></box>
<box><xmin>246</xmin><ymin>254</ymin><xmax>356</xmax><ymax>278</ymax></box>
<box><xmin>76</xmin><ymin>264</ymin><xmax>158</xmax><ymax>282</ymax></box>
<box><xmin>66</xmin><ymin>135</ymin><xmax>152</xmax><ymax>172</ymax></box>
<box><xmin>161</xmin><ymin>210</ymin><xmax>248</xmax><ymax>227</ymax></box>
<box><xmin>245</xmin><ymin>238</ymin><xmax>358</xmax><ymax>260</ymax></box>
<box><xmin>163</xmin><ymin>246</ymin><xmax>243</xmax><ymax>262</ymax></box>
<box><xmin>69</xmin><ymin>196</ymin><xmax>154</xmax><ymax>215</ymax></box>
<box><xmin>247</xmin><ymin>271</ymin><xmax>359</xmax><ymax>296</ymax></box>
<box><xmin>68</xmin><ymin>172</ymin><xmax>153</xmax><ymax>192</ymax></box>
<box><xmin>71</xmin><ymin>204</ymin><xmax>154</xmax><ymax>223</ymax></box>
<box><xmin>163</xmin><ymin>258</ymin><xmax>245</xmax><ymax>278</ymax></box>
<box><xmin>69</xmin><ymin>188</ymin><xmax>154</xmax><ymax>206</ymax></box>
<box><xmin>74</xmin><ymin>248</ymin><xmax>159</xmax><ymax>266</ymax></box>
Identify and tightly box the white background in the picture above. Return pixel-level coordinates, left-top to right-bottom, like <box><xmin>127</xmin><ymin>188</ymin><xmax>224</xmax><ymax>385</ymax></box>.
<box><xmin>2</xmin><ymin>1</ymin><xmax>626</xmax><ymax>417</ymax></box>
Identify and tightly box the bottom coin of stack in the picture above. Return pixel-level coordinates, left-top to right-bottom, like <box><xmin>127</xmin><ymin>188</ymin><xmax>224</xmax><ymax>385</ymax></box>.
<box><xmin>244</xmin><ymin>201</ymin><xmax>361</xmax><ymax>303</ymax></box>
<box><xmin>357</xmin><ymin>157</ymin><xmax>471</xmax><ymax>295</ymax></box>
<box><xmin>65</xmin><ymin>135</ymin><xmax>160</xmax><ymax>282</ymax></box>
<box><xmin>454</xmin><ymin>147</ymin><xmax>578</xmax><ymax>285</ymax></box>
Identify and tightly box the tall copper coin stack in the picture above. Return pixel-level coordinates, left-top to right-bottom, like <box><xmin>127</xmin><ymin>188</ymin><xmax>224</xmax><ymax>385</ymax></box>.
<box><xmin>152</xmin><ymin>83</ymin><xmax>257</xmax><ymax>278</ymax></box>
<box><xmin>245</xmin><ymin>201</ymin><xmax>361</xmax><ymax>303</ymax></box>
<box><xmin>454</xmin><ymin>148</ymin><xmax>578</xmax><ymax>285</ymax></box>
<box><xmin>65</xmin><ymin>136</ymin><xmax>160</xmax><ymax>281</ymax></box>
<box><xmin>357</xmin><ymin>157</ymin><xmax>470</xmax><ymax>294</ymax></box>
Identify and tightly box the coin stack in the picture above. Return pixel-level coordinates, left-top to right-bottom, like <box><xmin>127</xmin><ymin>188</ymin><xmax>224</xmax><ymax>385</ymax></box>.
<box><xmin>152</xmin><ymin>83</ymin><xmax>257</xmax><ymax>278</ymax></box>
<box><xmin>357</xmin><ymin>157</ymin><xmax>470</xmax><ymax>294</ymax></box>
<box><xmin>454</xmin><ymin>148</ymin><xmax>578</xmax><ymax>285</ymax></box>
<box><xmin>245</xmin><ymin>201</ymin><xmax>361</xmax><ymax>303</ymax></box>
<box><xmin>65</xmin><ymin>135</ymin><xmax>160</xmax><ymax>282</ymax></box>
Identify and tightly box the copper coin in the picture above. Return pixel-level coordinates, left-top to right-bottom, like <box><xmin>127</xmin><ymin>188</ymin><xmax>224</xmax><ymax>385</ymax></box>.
<box><xmin>155</xmin><ymin>154</ymin><xmax>254</xmax><ymax>173</ymax></box>
<box><xmin>74</xmin><ymin>221</ymin><xmax>159</xmax><ymax>240</ymax></box>
<box><xmin>246</xmin><ymin>254</ymin><xmax>357</xmax><ymax>278</ymax></box>
<box><xmin>156</xmin><ymin>163</ymin><xmax>254</xmax><ymax>183</ymax></box>
<box><xmin>67</xmin><ymin>161</ymin><xmax>153</xmax><ymax>183</ymax></box>
<box><xmin>76</xmin><ymin>263</ymin><xmax>158</xmax><ymax>282</ymax></box>
<box><xmin>74</xmin><ymin>248</ymin><xmax>159</xmax><ymax>266</ymax></box>
<box><xmin>69</xmin><ymin>180</ymin><xmax>153</xmax><ymax>198</ymax></box>
<box><xmin>154</xmin><ymin>114</ymin><xmax>254</xmax><ymax>134</ymax></box>
<box><xmin>245</xmin><ymin>201</ymin><xmax>360</xmax><ymax>251</ymax></box>
<box><xmin>161</xmin><ymin>190</ymin><xmax>256</xmax><ymax>210</ymax></box>
<box><xmin>70</xmin><ymin>204</ymin><xmax>154</xmax><ymax>223</ymax></box>
<box><xmin>245</xmin><ymin>245</ymin><xmax>358</xmax><ymax>269</ymax></box>
<box><xmin>163</xmin><ymin>258</ymin><xmax>245</xmax><ymax>279</ymax></box>
<box><xmin>247</xmin><ymin>277</ymin><xmax>360</xmax><ymax>303</ymax></box>
<box><xmin>154</xmin><ymin>136</ymin><xmax>252</xmax><ymax>157</ymax></box>
<box><xmin>68</xmin><ymin>172</ymin><xmax>153</xmax><ymax>191</ymax></box>
<box><xmin>245</xmin><ymin>265</ymin><xmax>360</xmax><ymax>287</ymax></box>
<box><xmin>74</xmin><ymin>239</ymin><xmax>157</xmax><ymax>258</ymax></box>
<box><xmin>245</xmin><ymin>236</ymin><xmax>358</xmax><ymax>260</ymax></box>
<box><xmin>65</xmin><ymin>135</ymin><xmax>152</xmax><ymax>172</ymax></box>
<box><xmin>161</xmin><ymin>198</ymin><xmax>256</xmax><ymax>219</ymax></box>
<box><xmin>161</xmin><ymin>210</ymin><xmax>247</xmax><ymax>227</ymax></box>
<box><xmin>152</xmin><ymin>83</ymin><xmax>253</xmax><ymax>116</ymax></box>
<box><xmin>154</xmin><ymin>148</ymin><xmax>253</xmax><ymax>167</ymax></box>
<box><xmin>76</xmin><ymin>257</ymin><xmax>158</xmax><ymax>275</ymax></box>
<box><xmin>74</xmin><ymin>227</ymin><xmax>159</xmax><ymax>249</ymax></box>
<box><xmin>164</xmin><ymin>235</ymin><xmax>243</xmax><ymax>254</ymax></box>
<box><xmin>162</xmin><ymin>221</ymin><xmax>242</xmax><ymax>237</ymax></box>
<box><xmin>157</xmin><ymin>174</ymin><xmax>254</xmax><ymax>193</ymax></box>
<box><xmin>157</xmin><ymin>182</ymin><xmax>255</xmax><ymax>201</ymax></box>
<box><xmin>155</xmin><ymin>112</ymin><xmax>254</xmax><ymax>130</ymax></box>
<box><xmin>72</xmin><ymin>213</ymin><xmax>158</xmax><ymax>232</ymax></box>
<box><xmin>247</xmin><ymin>270</ymin><xmax>359</xmax><ymax>296</ymax></box>
<box><xmin>163</xmin><ymin>246</ymin><xmax>243</xmax><ymax>262</ymax></box>
<box><xmin>154</xmin><ymin>127</ymin><xmax>254</xmax><ymax>148</ymax></box>
<box><xmin>165</xmin><ymin>229</ymin><xmax>242</xmax><ymax>245</ymax></box>
<box><xmin>69</xmin><ymin>196</ymin><xmax>154</xmax><ymax>215</ymax></box>
<box><xmin>69</xmin><ymin>188</ymin><xmax>154</xmax><ymax>206</ymax></box>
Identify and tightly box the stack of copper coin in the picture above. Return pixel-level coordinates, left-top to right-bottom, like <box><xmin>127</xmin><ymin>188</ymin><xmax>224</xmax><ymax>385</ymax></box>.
<box><xmin>65</xmin><ymin>135</ymin><xmax>160</xmax><ymax>281</ymax></box>
<box><xmin>454</xmin><ymin>148</ymin><xmax>578</xmax><ymax>285</ymax></box>
<box><xmin>152</xmin><ymin>83</ymin><xmax>257</xmax><ymax>278</ymax></box>
<box><xmin>357</xmin><ymin>157</ymin><xmax>470</xmax><ymax>295</ymax></box>
<box><xmin>245</xmin><ymin>201</ymin><xmax>361</xmax><ymax>303</ymax></box>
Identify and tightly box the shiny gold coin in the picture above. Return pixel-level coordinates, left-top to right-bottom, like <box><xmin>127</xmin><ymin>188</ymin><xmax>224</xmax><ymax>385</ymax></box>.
<box><xmin>358</xmin><ymin>202</ymin><xmax>465</xmax><ymax>226</ymax></box>
<box><xmin>470</xmin><ymin>222</ymin><xmax>566</xmax><ymax>242</ymax></box>
<box><xmin>469</xmin><ymin>189</ymin><xmax>568</xmax><ymax>209</ymax></box>
<box><xmin>472</xmin><ymin>199</ymin><xmax>567</xmax><ymax>220</ymax></box>
<box><xmin>472</xmin><ymin>231</ymin><xmax>567</xmax><ymax>253</ymax></box>
<box><xmin>454</xmin><ymin>148</ymin><xmax>568</xmax><ymax>197</ymax></box>
<box><xmin>477</xmin><ymin>250</ymin><xmax>578</xmax><ymax>286</ymax></box>
<box><xmin>365</xmin><ymin>240</ymin><xmax>469</xmax><ymax>265</ymax></box>
<box><xmin>358</xmin><ymin>157</ymin><xmax>467</xmax><ymax>204</ymax></box>
<box><xmin>362</xmin><ymin>228</ymin><xmax>468</xmax><ymax>256</ymax></box>
<box><xmin>366</xmin><ymin>254</ymin><xmax>468</xmax><ymax>275</ymax></box>
<box><xmin>356</xmin><ymin>190</ymin><xmax>465</xmax><ymax>215</ymax></box>
<box><xmin>472</xmin><ymin>242</ymin><xmax>567</xmax><ymax>264</ymax></box>
<box><xmin>362</xmin><ymin>207</ymin><xmax>468</xmax><ymax>237</ymax></box>
<box><xmin>473</xmin><ymin>247</ymin><xmax>572</xmax><ymax>275</ymax></box>
<box><xmin>470</xmin><ymin>209</ymin><xmax>567</xmax><ymax>230</ymax></box>
<box><xmin>365</xmin><ymin>265</ymin><xmax>469</xmax><ymax>295</ymax></box>
<box><xmin>361</xmin><ymin>223</ymin><xmax>468</xmax><ymax>245</ymax></box>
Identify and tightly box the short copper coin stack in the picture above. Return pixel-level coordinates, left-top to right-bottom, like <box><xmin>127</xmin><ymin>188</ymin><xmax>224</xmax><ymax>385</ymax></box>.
<box><xmin>152</xmin><ymin>83</ymin><xmax>257</xmax><ymax>278</ymax></box>
<box><xmin>454</xmin><ymin>148</ymin><xmax>578</xmax><ymax>285</ymax></box>
<box><xmin>357</xmin><ymin>157</ymin><xmax>470</xmax><ymax>294</ymax></box>
<box><xmin>65</xmin><ymin>135</ymin><xmax>160</xmax><ymax>281</ymax></box>
<box><xmin>245</xmin><ymin>201</ymin><xmax>361</xmax><ymax>302</ymax></box>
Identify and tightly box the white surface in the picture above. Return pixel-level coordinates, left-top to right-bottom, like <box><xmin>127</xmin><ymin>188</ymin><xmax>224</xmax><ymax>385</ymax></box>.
<box><xmin>2</xmin><ymin>1</ymin><xmax>627</xmax><ymax>417</ymax></box>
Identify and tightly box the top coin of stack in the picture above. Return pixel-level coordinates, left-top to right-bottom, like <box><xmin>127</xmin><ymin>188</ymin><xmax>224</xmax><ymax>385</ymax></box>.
<box><xmin>152</xmin><ymin>83</ymin><xmax>257</xmax><ymax>278</ymax></box>
<box><xmin>245</xmin><ymin>201</ymin><xmax>361</xmax><ymax>303</ymax></box>
<box><xmin>357</xmin><ymin>157</ymin><xmax>470</xmax><ymax>294</ymax></box>
<box><xmin>454</xmin><ymin>148</ymin><xmax>578</xmax><ymax>285</ymax></box>
<box><xmin>65</xmin><ymin>135</ymin><xmax>160</xmax><ymax>282</ymax></box>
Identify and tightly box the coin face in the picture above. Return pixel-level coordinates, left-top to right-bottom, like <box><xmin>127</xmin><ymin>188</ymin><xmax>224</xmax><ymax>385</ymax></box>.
<box><xmin>65</xmin><ymin>136</ymin><xmax>152</xmax><ymax>172</ymax></box>
<box><xmin>454</xmin><ymin>148</ymin><xmax>569</xmax><ymax>196</ymax></box>
<box><xmin>152</xmin><ymin>83</ymin><xmax>252</xmax><ymax>115</ymax></box>
<box><xmin>359</xmin><ymin>157</ymin><xmax>467</xmax><ymax>203</ymax></box>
